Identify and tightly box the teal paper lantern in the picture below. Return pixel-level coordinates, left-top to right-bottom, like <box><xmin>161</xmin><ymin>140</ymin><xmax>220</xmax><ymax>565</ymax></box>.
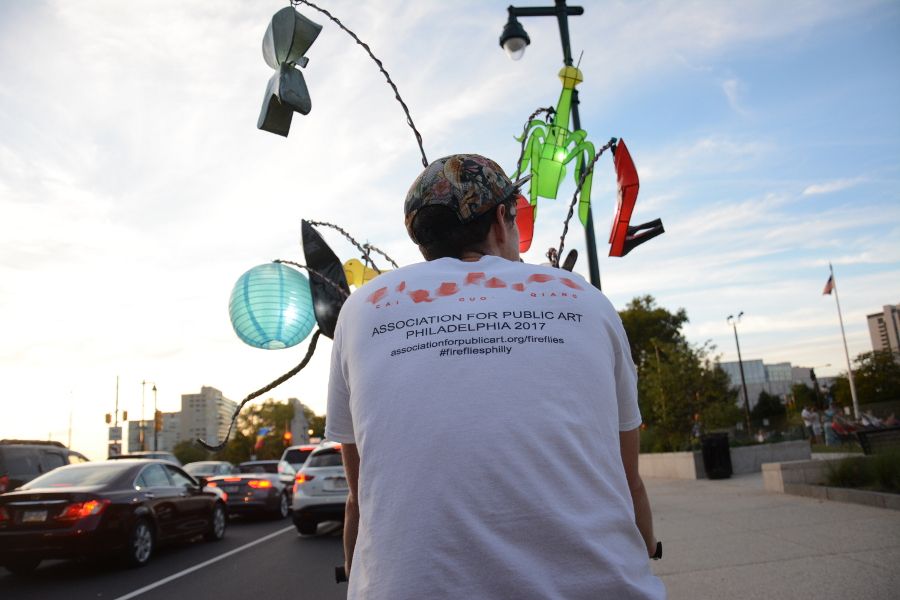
<box><xmin>228</xmin><ymin>263</ymin><xmax>316</xmax><ymax>349</ymax></box>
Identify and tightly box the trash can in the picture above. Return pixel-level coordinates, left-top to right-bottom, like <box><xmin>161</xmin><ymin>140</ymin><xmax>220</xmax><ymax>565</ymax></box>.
<box><xmin>700</xmin><ymin>433</ymin><xmax>732</xmax><ymax>479</ymax></box>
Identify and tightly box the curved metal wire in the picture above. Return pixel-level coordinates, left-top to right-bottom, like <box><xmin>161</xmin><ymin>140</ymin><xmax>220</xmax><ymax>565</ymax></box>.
<box><xmin>275</xmin><ymin>259</ymin><xmax>350</xmax><ymax>299</ymax></box>
<box><xmin>196</xmin><ymin>329</ymin><xmax>324</xmax><ymax>451</ymax></box>
<box><xmin>291</xmin><ymin>0</ymin><xmax>428</xmax><ymax>167</ymax></box>
<box><xmin>553</xmin><ymin>137</ymin><xmax>618</xmax><ymax>267</ymax></box>
<box><xmin>515</xmin><ymin>106</ymin><xmax>555</xmax><ymax>179</ymax></box>
<box><xmin>306</xmin><ymin>220</ymin><xmax>400</xmax><ymax>274</ymax></box>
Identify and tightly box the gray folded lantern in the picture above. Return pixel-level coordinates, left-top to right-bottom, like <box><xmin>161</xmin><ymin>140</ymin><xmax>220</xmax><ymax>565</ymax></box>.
<box><xmin>258</xmin><ymin>7</ymin><xmax>323</xmax><ymax>137</ymax></box>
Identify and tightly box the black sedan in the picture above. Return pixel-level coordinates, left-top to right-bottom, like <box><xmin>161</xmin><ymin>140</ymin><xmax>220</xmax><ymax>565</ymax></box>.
<box><xmin>207</xmin><ymin>460</ymin><xmax>293</xmax><ymax>520</ymax></box>
<box><xmin>0</xmin><ymin>459</ymin><xmax>226</xmax><ymax>575</ymax></box>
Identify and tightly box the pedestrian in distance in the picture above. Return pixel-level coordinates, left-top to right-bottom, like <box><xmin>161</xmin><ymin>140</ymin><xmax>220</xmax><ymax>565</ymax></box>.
<box><xmin>326</xmin><ymin>154</ymin><xmax>665</xmax><ymax>599</ymax></box>
<box><xmin>801</xmin><ymin>404</ymin><xmax>817</xmax><ymax>443</ymax></box>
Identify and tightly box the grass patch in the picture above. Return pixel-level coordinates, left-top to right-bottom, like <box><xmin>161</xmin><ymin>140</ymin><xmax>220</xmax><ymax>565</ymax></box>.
<box><xmin>825</xmin><ymin>452</ymin><xmax>900</xmax><ymax>494</ymax></box>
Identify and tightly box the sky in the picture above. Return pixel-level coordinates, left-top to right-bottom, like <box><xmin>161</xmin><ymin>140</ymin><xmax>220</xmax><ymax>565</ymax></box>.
<box><xmin>1</xmin><ymin>0</ymin><xmax>898</xmax><ymax>460</ymax></box>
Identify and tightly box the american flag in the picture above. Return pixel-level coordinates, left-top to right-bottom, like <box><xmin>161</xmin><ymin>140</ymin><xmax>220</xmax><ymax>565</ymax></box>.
<box><xmin>822</xmin><ymin>274</ymin><xmax>834</xmax><ymax>295</ymax></box>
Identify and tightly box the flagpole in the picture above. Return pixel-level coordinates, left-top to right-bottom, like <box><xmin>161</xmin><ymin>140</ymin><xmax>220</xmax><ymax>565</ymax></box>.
<box><xmin>830</xmin><ymin>263</ymin><xmax>860</xmax><ymax>420</ymax></box>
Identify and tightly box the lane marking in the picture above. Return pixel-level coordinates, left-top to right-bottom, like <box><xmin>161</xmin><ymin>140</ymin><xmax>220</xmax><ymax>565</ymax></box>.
<box><xmin>112</xmin><ymin>525</ymin><xmax>295</xmax><ymax>600</ymax></box>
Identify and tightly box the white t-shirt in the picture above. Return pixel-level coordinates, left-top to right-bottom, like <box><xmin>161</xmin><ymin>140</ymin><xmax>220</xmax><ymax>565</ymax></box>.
<box><xmin>327</xmin><ymin>255</ymin><xmax>665</xmax><ymax>600</ymax></box>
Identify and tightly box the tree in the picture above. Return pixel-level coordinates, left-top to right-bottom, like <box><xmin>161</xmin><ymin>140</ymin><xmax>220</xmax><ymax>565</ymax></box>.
<box><xmin>173</xmin><ymin>440</ymin><xmax>210</xmax><ymax>465</ymax></box>
<box><xmin>831</xmin><ymin>351</ymin><xmax>900</xmax><ymax>407</ymax></box>
<box><xmin>619</xmin><ymin>296</ymin><xmax>739</xmax><ymax>452</ymax></box>
<box><xmin>751</xmin><ymin>391</ymin><xmax>787</xmax><ymax>428</ymax></box>
<box><xmin>790</xmin><ymin>383</ymin><xmax>817</xmax><ymax>410</ymax></box>
<box><xmin>302</xmin><ymin>405</ymin><xmax>327</xmax><ymax>438</ymax></box>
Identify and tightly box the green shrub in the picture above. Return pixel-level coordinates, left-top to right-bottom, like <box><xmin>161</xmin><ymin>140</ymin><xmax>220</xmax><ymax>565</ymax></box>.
<box><xmin>825</xmin><ymin>452</ymin><xmax>900</xmax><ymax>494</ymax></box>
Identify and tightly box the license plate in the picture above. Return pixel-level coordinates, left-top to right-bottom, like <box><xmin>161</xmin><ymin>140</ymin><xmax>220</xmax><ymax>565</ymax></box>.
<box><xmin>223</xmin><ymin>486</ymin><xmax>239</xmax><ymax>493</ymax></box>
<box><xmin>23</xmin><ymin>510</ymin><xmax>47</xmax><ymax>523</ymax></box>
<box><xmin>324</xmin><ymin>478</ymin><xmax>348</xmax><ymax>492</ymax></box>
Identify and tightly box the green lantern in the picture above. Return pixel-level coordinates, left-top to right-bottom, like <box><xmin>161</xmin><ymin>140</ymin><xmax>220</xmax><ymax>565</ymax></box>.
<box><xmin>513</xmin><ymin>66</ymin><xmax>597</xmax><ymax>225</ymax></box>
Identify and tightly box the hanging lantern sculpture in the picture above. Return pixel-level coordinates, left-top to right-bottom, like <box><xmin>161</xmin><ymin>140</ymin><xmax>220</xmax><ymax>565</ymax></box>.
<box><xmin>228</xmin><ymin>263</ymin><xmax>316</xmax><ymax>349</ymax></box>
<box><xmin>512</xmin><ymin>66</ymin><xmax>596</xmax><ymax>225</ymax></box>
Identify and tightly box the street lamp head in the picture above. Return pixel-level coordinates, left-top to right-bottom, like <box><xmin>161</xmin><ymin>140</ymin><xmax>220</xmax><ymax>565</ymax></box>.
<box><xmin>726</xmin><ymin>314</ymin><xmax>734</xmax><ymax>324</ymax></box>
<box><xmin>499</xmin><ymin>11</ymin><xmax>530</xmax><ymax>61</ymax></box>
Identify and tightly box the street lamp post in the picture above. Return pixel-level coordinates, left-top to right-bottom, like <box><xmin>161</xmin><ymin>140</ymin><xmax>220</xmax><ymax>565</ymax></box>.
<box><xmin>727</xmin><ymin>312</ymin><xmax>752</xmax><ymax>435</ymax></box>
<box><xmin>499</xmin><ymin>1</ymin><xmax>603</xmax><ymax>290</ymax></box>
<box><xmin>152</xmin><ymin>384</ymin><xmax>158</xmax><ymax>451</ymax></box>
<box><xmin>140</xmin><ymin>381</ymin><xmax>146</xmax><ymax>451</ymax></box>
<box><xmin>141</xmin><ymin>380</ymin><xmax>157</xmax><ymax>452</ymax></box>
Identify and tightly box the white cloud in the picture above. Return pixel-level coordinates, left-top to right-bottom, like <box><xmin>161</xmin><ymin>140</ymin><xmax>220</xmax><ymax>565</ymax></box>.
<box><xmin>721</xmin><ymin>78</ymin><xmax>749</xmax><ymax>115</ymax></box>
<box><xmin>802</xmin><ymin>177</ymin><xmax>866</xmax><ymax>195</ymax></box>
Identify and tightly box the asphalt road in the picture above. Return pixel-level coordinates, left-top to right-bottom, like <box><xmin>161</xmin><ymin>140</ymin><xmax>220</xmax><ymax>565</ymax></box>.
<box><xmin>0</xmin><ymin>515</ymin><xmax>347</xmax><ymax>600</ymax></box>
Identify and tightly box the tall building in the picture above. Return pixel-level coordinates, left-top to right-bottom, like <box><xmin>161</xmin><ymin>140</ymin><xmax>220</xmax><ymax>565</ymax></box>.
<box><xmin>126</xmin><ymin>413</ymin><xmax>181</xmax><ymax>453</ymax></box>
<box><xmin>126</xmin><ymin>419</ymin><xmax>151</xmax><ymax>453</ymax></box>
<box><xmin>718</xmin><ymin>359</ymin><xmax>793</xmax><ymax>410</ymax></box>
<box><xmin>157</xmin><ymin>412</ymin><xmax>181</xmax><ymax>453</ymax></box>
<box><xmin>179</xmin><ymin>386</ymin><xmax>237</xmax><ymax>447</ymax></box>
<box><xmin>867</xmin><ymin>303</ymin><xmax>900</xmax><ymax>356</ymax></box>
<box><xmin>288</xmin><ymin>398</ymin><xmax>311</xmax><ymax>444</ymax></box>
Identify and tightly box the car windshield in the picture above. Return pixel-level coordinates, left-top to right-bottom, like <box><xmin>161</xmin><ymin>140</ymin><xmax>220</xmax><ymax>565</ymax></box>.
<box><xmin>306</xmin><ymin>450</ymin><xmax>343</xmax><ymax>468</ymax></box>
<box><xmin>184</xmin><ymin>462</ymin><xmax>220</xmax><ymax>475</ymax></box>
<box><xmin>283</xmin><ymin>448</ymin><xmax>313</xmax><ymax>466</ymax></box>
<box><xmin>239</xmin><ymin>462</ymin><xmax>278</xmax><ymax>474</ymax></box>
<box><xmin>23</xmin><ymin>463</ymin><xmax>132</xmax><ymax>488</ymax></box>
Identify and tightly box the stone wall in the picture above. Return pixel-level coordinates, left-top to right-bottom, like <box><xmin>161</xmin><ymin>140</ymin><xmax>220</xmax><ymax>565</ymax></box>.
<box><xmin>639</xmin><ymin>440</ymin><xmax>811</xmax><ymax>480</ymax></box>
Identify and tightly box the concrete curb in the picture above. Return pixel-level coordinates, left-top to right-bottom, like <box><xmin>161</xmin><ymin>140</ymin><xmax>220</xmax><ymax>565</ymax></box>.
<box><xmin>763</xmin><ymin>458</ymin><xmax>900</xmax><ymax>510</ymax></box>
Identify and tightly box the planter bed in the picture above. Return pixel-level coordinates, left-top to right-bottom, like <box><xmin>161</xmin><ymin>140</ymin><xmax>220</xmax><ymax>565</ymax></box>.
<box><xmin>639</xmin><ymin>440</ymin><xmax>811</xmax><ymax>480</ymax></box>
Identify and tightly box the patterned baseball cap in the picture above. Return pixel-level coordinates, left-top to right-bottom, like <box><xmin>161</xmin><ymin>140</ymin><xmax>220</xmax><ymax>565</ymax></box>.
<box><xmin>404</xmin><ymin>154</ymin><xmax>530</xmax><ymax>243</ymax></box>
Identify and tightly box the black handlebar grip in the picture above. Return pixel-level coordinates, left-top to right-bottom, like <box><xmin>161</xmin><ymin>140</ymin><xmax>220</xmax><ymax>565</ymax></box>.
<box><xmin>335</xmin><ymin>566</ymin><xmax>348</xmax><ymax>583</ymax></box>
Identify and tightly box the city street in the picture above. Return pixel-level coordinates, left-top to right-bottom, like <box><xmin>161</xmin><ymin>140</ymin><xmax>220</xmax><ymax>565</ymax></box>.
<box><xmin>0</xmin><ymin>517</ymin><xmax>347</xmax><ymax>600</ymax></box>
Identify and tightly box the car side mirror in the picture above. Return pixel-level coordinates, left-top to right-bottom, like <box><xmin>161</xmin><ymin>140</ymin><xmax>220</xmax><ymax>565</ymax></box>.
<box><xmin>197</xmin><ymin>476</ymin><xmax>209</xmax><ymax>488</ymax></box>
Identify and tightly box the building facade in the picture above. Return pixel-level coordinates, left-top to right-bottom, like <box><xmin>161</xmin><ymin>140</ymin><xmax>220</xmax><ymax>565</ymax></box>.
<box><xmin>718</xmin><ymin>359</ymin><xmax>794</xmax><ymax>410</ymax></box>
<box><xmin>288</xmin><ymin>398</ymin><xmax>311</xmax><ymax>444</ymax></box>
<box><xmin>179</xmin><ymin>386</ymin><xmax>237</xmax><ymax>448</ymax></box>
<box><xmin>867</xmin><ymin>303</ymin><xmax>900</xmax><ymax>357</ymax></box>
<box><xmin>157</xmin><ymin>412</ymin><xmax>181</xmax><ymax>453</ymax></box>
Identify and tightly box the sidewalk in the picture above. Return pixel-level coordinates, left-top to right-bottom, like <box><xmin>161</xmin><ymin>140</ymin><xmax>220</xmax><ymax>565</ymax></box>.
<box><xmin>646</xmin><ymin>473</ymin><xmax>900</xmax><ymax>599</ymax></box>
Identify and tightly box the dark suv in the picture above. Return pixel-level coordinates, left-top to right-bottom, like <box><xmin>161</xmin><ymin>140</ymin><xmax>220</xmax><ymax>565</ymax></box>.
<box><xmin>0</xmin><ymin>440</ymin><xmax>89</xmax><ymax>493</ymax></box>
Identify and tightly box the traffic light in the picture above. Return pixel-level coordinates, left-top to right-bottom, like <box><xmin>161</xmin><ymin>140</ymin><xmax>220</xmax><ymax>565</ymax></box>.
<box><xmin>154</xmin><ymin>410</ymin><xmax>163</xmax><ymax>432</ymax></box>
<box><xmin>105</xmin><ymin>413</ymin><xmax>111</xmax><ymax>424</ymax></box>
<box><xmin>283</xmin><ymin>430</ymin><xmax>293</xmax><ymax>446</ymax></box>
<box><xmin>122</xmin><ymin>410</ymin><xmax>128</xmax><ymax>421</ymax></box>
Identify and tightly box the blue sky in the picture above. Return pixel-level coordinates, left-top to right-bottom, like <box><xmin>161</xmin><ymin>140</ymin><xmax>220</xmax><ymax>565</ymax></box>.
<box><xmin>1</xmin><ymin>0</ymin><xmax>898</xmax><ymax>459</ymax></box>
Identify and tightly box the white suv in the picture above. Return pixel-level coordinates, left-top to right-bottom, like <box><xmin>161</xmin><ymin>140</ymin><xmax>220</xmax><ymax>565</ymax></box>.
<box><xmin>291</xmin><ymin>443</ymin><xmax>347</xmax><ymax>535</ymax></box>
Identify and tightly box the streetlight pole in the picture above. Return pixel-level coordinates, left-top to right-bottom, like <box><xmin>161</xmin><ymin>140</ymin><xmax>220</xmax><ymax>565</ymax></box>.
<box><xmin>727</xmin><ymin>312</ymin><xmax>752</xmax><ymax>435</ymax></box>
<box><xmin>152</xmin><ymin>384</ymin><xmax>158</xmax><ymax>451</ymax></box>
<box><xmin>140</xmin><ymin>381</ymin><xmax>147</xmax><ymax>451</ymax></box>
<box><xmin>499</xmin><ymin>1</ymin><xmax>602</xmax><ymax>290</ymax></box>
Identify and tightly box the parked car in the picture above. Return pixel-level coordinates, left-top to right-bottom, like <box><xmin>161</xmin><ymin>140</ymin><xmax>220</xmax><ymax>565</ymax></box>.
<box><xmin>0</xmin><ymin>459</ymin><xmax>226</xmax><ymax>575</ymax></box>
<box><xmin>292</xmin><ymin>443</ymin><xmax>347</xmax><ymax>535</ymax></box>
<box><xmin>0</xmin><ymin>440</ymin><xmax>89</xmax><ymax>493</ymax></box>
<box><xmin>108</xmin><ymin>451</ymin><xmax>181</xmax><ymax>466</ymax></box>
<box><xmin>206</xmin><ymin>460</ymin><xmax>294</xmax><ymax>519</ymax></box>
<box><xmin>184</xmin><ymin>461</ymin><xmax>238</xmax><ymax>478</ymax></box>
<box><xmin>280</xmin><ymin>444</ymin><xmax>318</xmax><ymax>471</ymax></box>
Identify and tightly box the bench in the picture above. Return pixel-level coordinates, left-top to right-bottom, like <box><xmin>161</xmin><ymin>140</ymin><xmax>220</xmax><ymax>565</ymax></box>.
<box><xmin>856</xmin><ymin>426</ymin><xmax>900</xmax><ymax>455</ymax></box>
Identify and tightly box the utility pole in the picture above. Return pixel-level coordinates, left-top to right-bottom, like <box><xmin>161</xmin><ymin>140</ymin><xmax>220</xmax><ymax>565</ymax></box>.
<box><xmin>727</xmin><ymin>312</ymin><xmax>752</xmax><ymax>435</ymax></box>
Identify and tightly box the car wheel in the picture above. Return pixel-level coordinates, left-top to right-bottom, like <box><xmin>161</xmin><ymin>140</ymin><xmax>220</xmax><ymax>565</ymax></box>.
<box><xmin>296</xmin><ymin>518</ymin><xmax>317</xmax><ymax>535</ymax></box>
<box><xmin>273</xmin><ymin>492</ymin><xmax>290</xmax><ymax>520</ymax></box>
<box><xmin>4</xmin><ymin>558</ymin><xmax>41</xmax><ymax>575</ymax></box>
<box><xmin>126</xmin><ymin>519</ymin><xmax>154</xmax><ymax>567</ymax></box>
<box><xmin>204</xmin><ymin>503</ymin><xmax>227</xmax><ymax>541</ymax></box>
